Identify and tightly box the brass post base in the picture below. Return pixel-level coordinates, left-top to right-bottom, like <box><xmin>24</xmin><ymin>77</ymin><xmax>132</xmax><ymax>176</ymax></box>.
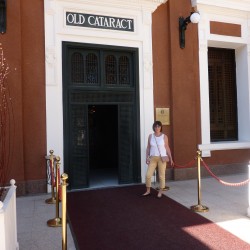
<box><xmin>45</xmin><ymin>197</ymin><xmax>56</xmax><ymax>204</ymax></box>
<box><xmin>47</xmin><ymin>217</ymin><xmax>62</xmax><ymax>227</ymax></box>
<box><xmin>190</xmin><ymin>204</ymin><xmax>209</xmax><ymax>212</ymax></box>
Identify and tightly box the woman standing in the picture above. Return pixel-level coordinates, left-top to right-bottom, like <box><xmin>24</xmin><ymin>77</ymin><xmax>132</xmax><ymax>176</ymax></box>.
<box><xmin>142</xmin><ymin>121</ymin><xmax>174</xmax><ymax>198</ymax></box>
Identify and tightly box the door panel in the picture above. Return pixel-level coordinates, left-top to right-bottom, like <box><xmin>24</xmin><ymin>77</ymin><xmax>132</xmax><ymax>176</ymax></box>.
<box><xmin>69</xmin><ymin>105</ymin><xmax>89</xmax><ymax>188</ymax></box>
<box><xmin>118</xmin><ymin>104</ymin><xmax>134</xmax><ymax>183</ymax></box>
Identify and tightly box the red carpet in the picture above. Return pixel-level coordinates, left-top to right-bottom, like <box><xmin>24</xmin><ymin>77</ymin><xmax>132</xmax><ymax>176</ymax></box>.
<box><xmin>67</xmin><ymin>185</ymin><xmax>250</xmax><ymax>250</ymax></box>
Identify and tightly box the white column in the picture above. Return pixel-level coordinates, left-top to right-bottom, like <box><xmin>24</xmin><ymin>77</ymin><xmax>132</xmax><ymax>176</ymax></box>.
<box><xmin>140</xmin><ymin>9</ymin><xmax>155</xmax><ymax>183</ymax></box>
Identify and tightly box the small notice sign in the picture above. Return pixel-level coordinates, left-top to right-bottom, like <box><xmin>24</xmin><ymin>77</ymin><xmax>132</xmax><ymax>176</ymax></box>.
<box><xmin>156</xmin><ymin>108</ymin><xmax>170</xmax><ymax>125</ymax></box>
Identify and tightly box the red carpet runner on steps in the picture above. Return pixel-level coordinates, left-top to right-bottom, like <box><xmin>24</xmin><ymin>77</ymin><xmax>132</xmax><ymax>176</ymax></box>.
<box><xmin>67</xmin><ymin>185</ymin><xmax>250</xmax><ymax>250</ymax></box>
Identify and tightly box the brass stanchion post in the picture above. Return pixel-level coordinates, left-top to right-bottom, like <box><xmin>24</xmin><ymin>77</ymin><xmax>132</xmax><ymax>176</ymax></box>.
<box><xmin>61</xmin><ymin>173</ymin><xmax>68</xmax><ymax>250</ymax></box>
<box><xmin>190</xmin><ymin>150</ymin><xmax>209</xmax><ymax>212</ymax></box>
<box><xmin>47</xmin><ymin>156</ymin><xmax>62</xmax><ymax>227</ymax></box>
<box><xmin>45</xmin><ymin>150</ymin><xmax>56</xmax><ymax>204</ymax></box>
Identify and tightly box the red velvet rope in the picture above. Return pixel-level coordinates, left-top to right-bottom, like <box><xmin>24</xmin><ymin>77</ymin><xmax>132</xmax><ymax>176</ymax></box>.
<box><xmin>173</xmin><ymin>153</ymin><xmax>250</xmax><ymax>187</ymax></box>
<box><xmin>50</xmin><ymin>158</ymin><xmax>55</xmax><ymax>187</ymax></box>
<box><xmin>201</xmin><ymin>159</ymin><xmax>250</xmax><ymax>187</ymax></box>
<box><xmin>174</xmin><ymin>158</ymin><xmax>196</xmax><ymax>169</ymax></box>
<box><xmin>57</xmin><ymin>166</ymin><xmax>62</xmax><ymax>201</ymax></box>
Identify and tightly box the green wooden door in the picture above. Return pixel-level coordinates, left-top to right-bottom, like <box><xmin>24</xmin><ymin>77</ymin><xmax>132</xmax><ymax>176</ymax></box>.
<box><xmin>63</xmin><ymin>42</ymin><xmax>141</xmax><ymax>189</ymax></box>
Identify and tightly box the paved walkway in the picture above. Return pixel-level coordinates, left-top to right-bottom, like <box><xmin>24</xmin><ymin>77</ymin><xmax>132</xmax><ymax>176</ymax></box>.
<box><xmin>16</xmin><ymin>194</ymin><xmax>76</xmax><ymax>250</ymax></box>
<box><xmin>166</xmin><ymin>173</ymin><xmax>250</xmax><ymax>245</ymax></box>
<box><xmin>16</xmin><ymin>173</ymin><xmax>250</xmax><ymax>249</ymax></box>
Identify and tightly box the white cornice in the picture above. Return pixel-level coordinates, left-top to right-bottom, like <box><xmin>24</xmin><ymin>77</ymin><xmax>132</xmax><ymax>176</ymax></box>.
<box><xmin>55</xmin><ymin>0</ymin><xmax>168</xmax><ymax>11</ymax></box>
<box><xmin>192</xmin><ymin>0</ymin><xmax>250</xmax><ymax>11</ymax></box>
<box><xmin>57</xmin><ymin>0</ymin><xmax>168</xmax><ymax>3</ymax></box>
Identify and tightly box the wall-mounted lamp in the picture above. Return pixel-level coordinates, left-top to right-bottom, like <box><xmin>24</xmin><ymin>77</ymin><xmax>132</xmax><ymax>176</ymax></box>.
<box><xmin>0</xmin><ymin>0</ymin><xmax>7</xmax><ymax>34</ymax></box>
<box><xmin>179</xmin><ymin>12</ymin><xmax>200</xmax><ymax>49</ymax></box>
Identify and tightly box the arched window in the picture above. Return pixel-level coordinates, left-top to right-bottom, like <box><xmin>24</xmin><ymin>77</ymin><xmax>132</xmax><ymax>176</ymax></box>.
<box><xmin>105</xmin><ymin>55</ymin><xmax>117</xmax><ymax>85</ymax></box>
<box><xmin>119</xmin><ymin>56</ymin><xmax>130</xmax><ymax>85</ymax></box>
<box><xmin>71</xmin><ymin>52</ymin><xmax>84</xmax><ymax>83</ymax></box>
<box><xmin>86</xmin><ymin>53</ymin><xmax>98</xmax><ymax>85</ymax></box>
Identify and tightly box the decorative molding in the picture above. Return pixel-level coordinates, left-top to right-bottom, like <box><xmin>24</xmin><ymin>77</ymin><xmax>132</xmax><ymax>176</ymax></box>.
<box><xmin>55</xmin><ymin>0</ymin><xmax>167</xmax><ymax>3</ymax></box>
<box><xmin>54</xmin><ymin>0</ymin><xmax>167</xmax><ymax>12</ymax></box>
<box><xmin>193</xmin><ymin>0</ymin><xmax>250</xmax><ymax>12</ymax></box>
<box><xmin>143</xmin><ymin>57</ymin><xmax>152</xmax><ymax>72</ymax></box>
<box><xmin>199</xmin><ymin>142</ymin><xmax>250</xmax><ymax>151</ymax></box>
<box><xmin>45</xmin><ymin>47</ymin><xmax>56</xmax><ymax>86</ymax></box>
<box><xmin>46</xmin><ymin>48</ymin><xmax>56</xmax><ymax>65</ymax></box>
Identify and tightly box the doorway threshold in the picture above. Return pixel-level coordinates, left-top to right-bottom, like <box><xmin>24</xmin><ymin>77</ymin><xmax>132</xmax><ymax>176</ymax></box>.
<box><xmin>89</xmin><ymin>168</ymin><xmax>118</xmax><ymax>189</ymax></box>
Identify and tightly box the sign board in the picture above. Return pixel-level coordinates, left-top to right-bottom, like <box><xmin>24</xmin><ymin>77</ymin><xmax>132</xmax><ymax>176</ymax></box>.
<box><xmin>66</xmin><ymin>12</ymin><xmax>134</xmax><ymax>32</ymax></box>
<box><xmin>156</xmin><ymin>108</ymin><xmax>170</xmax><ymax>125</ymax></box>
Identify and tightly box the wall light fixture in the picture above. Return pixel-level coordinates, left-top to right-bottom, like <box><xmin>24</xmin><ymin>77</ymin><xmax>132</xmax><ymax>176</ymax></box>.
<box><xmin>0</xmin><ymin>0</ymin><xmax>6</xmax><ymax>34</ymax></box>
<box><xmin>179</xmin><ymin>11</ymin><xmax>200</xmax><ymax>49</ymax></box>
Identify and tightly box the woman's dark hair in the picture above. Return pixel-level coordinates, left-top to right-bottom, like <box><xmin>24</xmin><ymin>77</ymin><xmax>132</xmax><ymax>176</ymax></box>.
<box><xmin>153</xmin><ymin>121</ymin><xmax>162</xmax><ymax>132</ymax></box>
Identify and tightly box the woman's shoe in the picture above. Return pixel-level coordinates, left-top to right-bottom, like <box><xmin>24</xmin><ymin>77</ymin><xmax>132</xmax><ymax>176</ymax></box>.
<box><xmin>157</xmin><ymin>193</ymin><xmax>162</xmax><ymax>198</ymax></box>
<box><xmin>142</xmin><ymin>192</ymin><xmax>151</xmax><ymax>197</ymax></box>
<box><xmin>156</xmin><ymin>186</ymin><xmax>170</xmax><ymax>191</ymax></box>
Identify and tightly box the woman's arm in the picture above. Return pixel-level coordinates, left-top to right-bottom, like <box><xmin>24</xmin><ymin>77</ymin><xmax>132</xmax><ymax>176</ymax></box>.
<box><xmin>164</xmin><ymin>135</ymin><xmax>174</xmax><ymax>166</ymax></box>
<box><xmin>146</xmin><ymin>134</ymin><xmax>151</xmax><ymax>164</ymax></box>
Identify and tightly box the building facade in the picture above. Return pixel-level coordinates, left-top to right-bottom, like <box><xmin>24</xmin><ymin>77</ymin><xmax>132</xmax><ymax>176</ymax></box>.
<box><xmin>1</xmin><ymin>0</ymin><xmax>250</xmax><ymax>195</ymax></box>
